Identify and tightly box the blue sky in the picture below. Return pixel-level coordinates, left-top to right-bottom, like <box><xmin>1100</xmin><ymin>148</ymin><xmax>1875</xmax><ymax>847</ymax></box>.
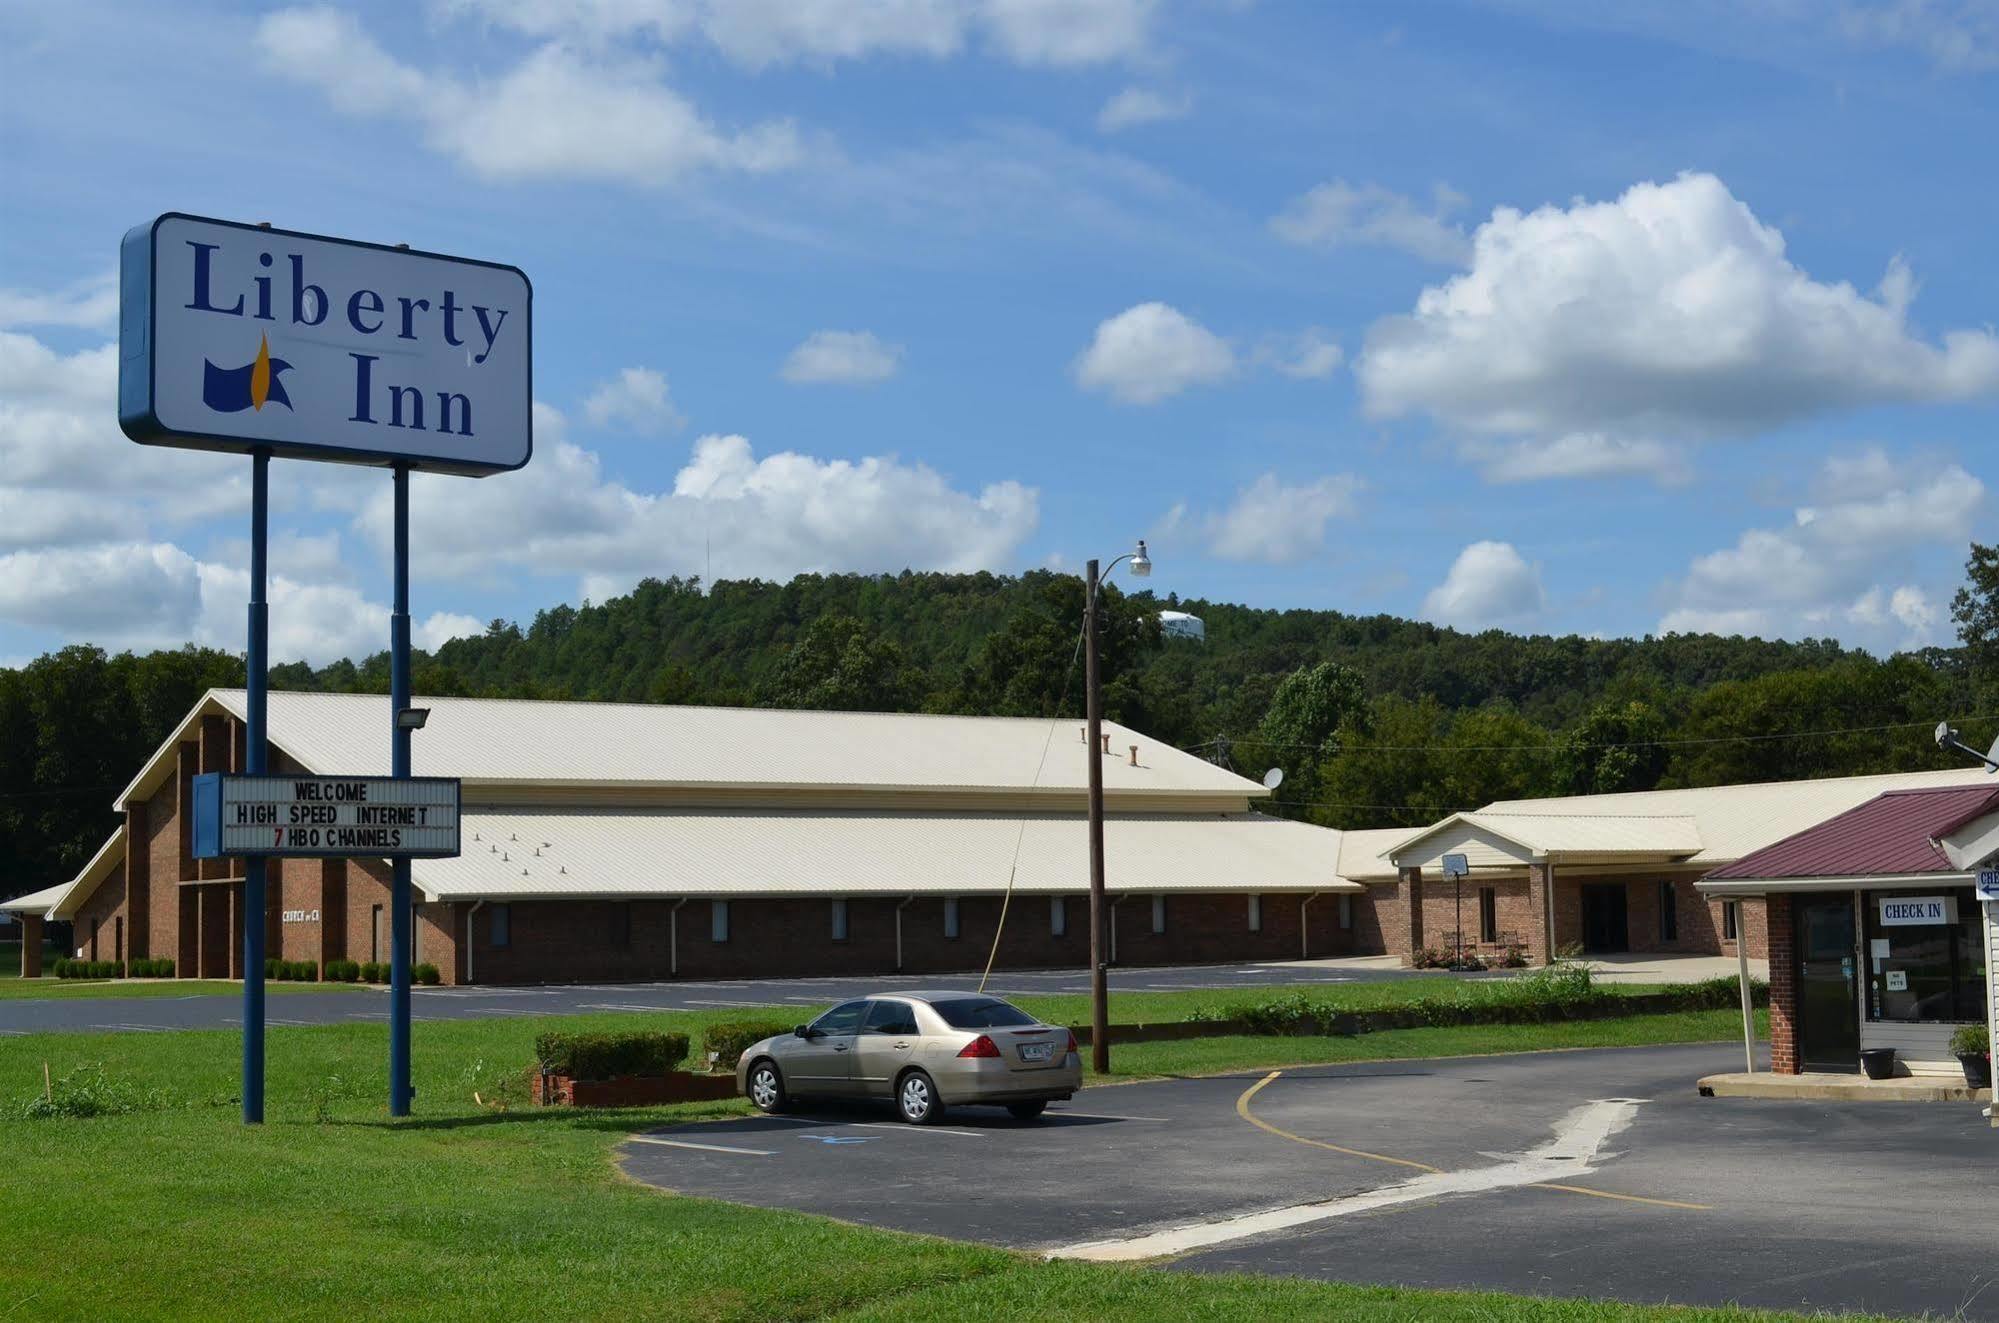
<box><xmin>3</xmin><ymin>0</ymin><xmax>1997</xmax><ymax>666</ymax></box>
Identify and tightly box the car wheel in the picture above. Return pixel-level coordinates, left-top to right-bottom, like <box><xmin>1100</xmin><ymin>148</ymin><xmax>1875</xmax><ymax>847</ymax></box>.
<box><xmin>746</xmin><ymin>1059</ymin><xmax>787</xmax><ymax>1114</ymax></box>
<box><xmin>1006</xmin><ymin>1101</ymin><xmax>1047</xmax><ymax>1121</ymax></box>
<box><xmin>897</xmin><ymin>1069</ymin><xmax>944</xmax><ymax>1125</ymax></box>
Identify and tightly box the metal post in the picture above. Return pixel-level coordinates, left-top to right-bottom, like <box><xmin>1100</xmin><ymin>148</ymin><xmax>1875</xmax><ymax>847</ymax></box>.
<box><xmin>389</xmin><ymin>463</ymin><xmax>413</xmax><ymax>1117</ymax></box>
<box><xmin>1737</xmin><ymin>921</ymin><xmax>1755</xmax><ymax>1074</ymax></box>
<box><xmin>1085</xmin><ymin>559</ymin><xmax>1110</xmax><ymax>1075</ymax></box>
<box><xmin>1454</xmin><ymin>876</ymin><xmax>1464</xmax><ymax>968</ymax></box>
<box><xmin>242</xmin><ymin>449</ymin><xmax>269</xmax><ymax>1125</ymax></box>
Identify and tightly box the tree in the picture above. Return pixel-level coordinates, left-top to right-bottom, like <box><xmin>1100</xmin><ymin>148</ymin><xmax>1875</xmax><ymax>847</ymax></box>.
<box><xmin>1556</xmin><ymin>700</ymin><xmax>1669</xmax><ymax>797</ymax></box>
<box><xmin>1252</xmin><ymin>661</ymin><xmax>1371</xmax><ymax>817</ymax></box>
<box><xmin>756</xmin><ymin>614</ymin><xmax>919</xmax><ymax>712</ymax></box>
<box><xmin>1951</xmin><ymin>541</ymin><xmax>1999</xmax><ymax>672</ymax></box>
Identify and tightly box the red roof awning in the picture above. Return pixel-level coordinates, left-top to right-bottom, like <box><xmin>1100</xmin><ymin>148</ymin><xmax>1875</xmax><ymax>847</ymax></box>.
<box><xmin>1704</xmin><ymin>783</ymin><xmax>1999</xmax><ymax>881</ymax></box>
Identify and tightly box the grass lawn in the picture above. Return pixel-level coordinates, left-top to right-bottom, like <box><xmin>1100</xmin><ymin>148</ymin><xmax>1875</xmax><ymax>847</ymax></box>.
<box><xmin>0</xmin><ymin>1007</ymin><xmax>1806</xmax><ymax>1323</ymax></box>
<box><xmin>0</xmin><ymin>977</ymin><xmax>370</xmax><ymax>1001</ymax></box>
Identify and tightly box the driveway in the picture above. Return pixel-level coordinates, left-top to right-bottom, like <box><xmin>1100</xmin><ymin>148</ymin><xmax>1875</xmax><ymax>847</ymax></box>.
<box><xmin>617</xmin><ymin>1042</ymin><xmax>1999</xmax><ymax>1320</ymax></box>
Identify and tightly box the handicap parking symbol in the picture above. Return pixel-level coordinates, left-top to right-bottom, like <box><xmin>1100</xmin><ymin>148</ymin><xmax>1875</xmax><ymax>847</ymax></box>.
<box><xmin>797</xmin><ymin>1134</ymin><xmax>871</xmax><ymax>1145</ymax></box>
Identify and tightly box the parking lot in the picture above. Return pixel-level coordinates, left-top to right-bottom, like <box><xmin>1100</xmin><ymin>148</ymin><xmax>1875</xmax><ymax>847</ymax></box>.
<box><xmin>619</xmin><ymin>1042</ymin><xmax>1999</xmax><ymax>1320</ymax></box>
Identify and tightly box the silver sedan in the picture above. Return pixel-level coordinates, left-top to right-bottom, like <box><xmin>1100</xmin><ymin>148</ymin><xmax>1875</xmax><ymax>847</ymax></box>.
<box><xmin>735</xmin><ymin>991</ymin><xmax>1082</xmax><ymax>1124</ymax></box>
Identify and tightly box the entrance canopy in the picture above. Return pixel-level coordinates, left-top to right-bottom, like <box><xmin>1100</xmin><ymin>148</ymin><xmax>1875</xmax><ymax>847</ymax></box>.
<box><xmin>1387</xmin><ymin>811</ymin><xmax>1702</xmax><ymax>873</ymax></box>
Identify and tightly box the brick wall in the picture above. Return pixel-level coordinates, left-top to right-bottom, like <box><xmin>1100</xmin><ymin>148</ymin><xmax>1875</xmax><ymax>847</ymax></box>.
<box><xmin>1766</xmin><ymin>894</ymin><xmax>1798</xmax><ymax>1073</ymax></box>
<box><xmin>1418</xmin><ymin>876</ymin><xmax>1537</xmax><ymax>960</ymax></box>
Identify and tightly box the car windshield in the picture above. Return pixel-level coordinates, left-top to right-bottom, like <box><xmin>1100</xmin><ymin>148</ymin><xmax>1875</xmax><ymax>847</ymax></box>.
<box><xmin>928</xmin><ymin>997</ymin><xmax>1036</xmax><ymax>1029</ymax></box>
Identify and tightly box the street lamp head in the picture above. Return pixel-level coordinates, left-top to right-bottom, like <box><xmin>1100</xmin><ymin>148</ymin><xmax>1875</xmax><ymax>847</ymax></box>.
<box><xmin>1937</xmin><ymin>721</ymin><xmax>1956</xmax><ymax>749</ymax></box>
<box><xmin>1129</xmin><ymin>539</ymin><xmax>1151</xmax><ymax>578</ymax></box>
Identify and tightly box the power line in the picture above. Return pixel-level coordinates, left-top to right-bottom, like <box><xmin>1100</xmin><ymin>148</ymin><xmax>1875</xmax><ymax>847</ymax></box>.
<box><xmin>1190</xmin><ymin>713</ymin><xmax>1997</xmax><ymax>757</ymax></box>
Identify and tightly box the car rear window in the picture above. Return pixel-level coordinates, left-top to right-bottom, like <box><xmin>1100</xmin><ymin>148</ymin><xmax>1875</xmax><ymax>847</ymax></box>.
<box><xmin>929</xmin><ymin>997</ymin><xmax>1036</xmax><ymax>1029</ymax></box>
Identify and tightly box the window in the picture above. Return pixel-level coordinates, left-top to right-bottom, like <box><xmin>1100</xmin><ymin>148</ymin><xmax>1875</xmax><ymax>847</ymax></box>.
<box><xmin>1722</xmin><ymin>900</ymin><xmax>1738</xmax><ymax>942</ymax></box>
<box><xmin>711</xmin><ymin>900</ymin><xmax>730</xmax><ymax>944</ymax></box>
<box><xmin>1050</xmin><ymin>896</ymin><xmax>1067</xmax><ymax>937</ymax></box>
<box><xmin>943</xmin><ymin>897</ymin><xmax>960</xmax><ymax>939</ymax></box>
<box><xmin>370</xmin><ymin>905</ymin><xmax>382</xmax><ymax>963</ymax></box>
<box><xmin>929</xmin><ymin>996</ymin><xmax>1036</xmax><ymax>1029</ymax></box>
<box><xmin>862</xmin><ymin>999</ymin><xmax>920</xmax><ymax>1035</ymax></box>
<box><xmin>609</xmin><ymin>902</ymin><xmax>631</xmax><ymax>948</ymax></box>
<box><xmin>1338</xmin><ymin>894</ymin><xmax>1353</xmax><ymax>930</ymax></box>
<box><xmin>490</xmin><ymin>903</ymin><xmax>510</xmax><ymax>948</ymax></box>
<box><xmin>1247</xmin><ymin>895</ymin><xmax>1261</xmax><ymax>933</ymax></box>
<box><xmin>1478</xmin><ymin>887</ymin><xmax>1498</xmax><ymax>944</ymax></box>
<box><xmin>807</xmin><ymin>999</ymin><xmax>868</xmax><ymax>1036</ymax></box>
<box><xmin>1865</xmin><ymin>888</ymin><xmax>1984</xmax><ymax>1023</ymax></box>
<box><xmin>1152</xmin><ymin>894</ymin><xmax>1167</xmax><ymax>934</ymax></box>
<box><xmin>830</xmin><ymin>899</ymin><xmax>849</xmax><ymax>942</ymax></box>
<box><xmin>1658</xmin><ymin>882</ymin><xmax>1678</xmax><ymax>943</ymax></box>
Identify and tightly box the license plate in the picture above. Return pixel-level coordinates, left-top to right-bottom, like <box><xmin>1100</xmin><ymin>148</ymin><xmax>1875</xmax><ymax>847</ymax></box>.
<box><xmin>1018</xmin><ymin>1042</ymin><xmax>1053</xmax><ymax>1062</ymax></box>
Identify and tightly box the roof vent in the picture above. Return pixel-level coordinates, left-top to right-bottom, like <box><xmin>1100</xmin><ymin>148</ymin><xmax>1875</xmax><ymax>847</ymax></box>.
<box><xmin>1101</xmin><ymin>733</ymin><xmax>1111</xmax><ymax>754</ymax></box>
<box><xmin>521</xmin><ymin>867</ymin><xmax>528</xmax><ymax>876</ymax></box>
<box><xmin>559</xmin><ymin>866</ymin><xmax>566</xmax><ymax>874</ymax></box>
<box><xmin>501</xmin><ymin>851</ymin><xmax>508</xmax><ymax>862</ymax></box>
<box><xmin>1129</xmin><ymin>745</ymin><xmax>1139</xmax><ymax>767</ymax></box>
<box><xmin>533</xmin><ymin>847</ymin><xmax>541</xmax><ymax>857</ymax></box>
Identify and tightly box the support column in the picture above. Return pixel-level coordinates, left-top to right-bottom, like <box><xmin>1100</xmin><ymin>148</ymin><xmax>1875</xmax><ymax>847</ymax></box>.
<box><xmin>1527</xmin><ymin>861</ymin><xmax>1556</xmax><ymax>966</ymax></box>
<box><xmin>1765</xmin><ymin>895</ymin><xmax>1799</xmax><ymax>1074</ymax></box>
<box><xmin>1398</xmin><ymin>866</ymin><xmax>1425</xmax><ymax>966</ymax></box>
<box><xmin>21</xmin><ymin>914</ymin><xmax>43</xmax><ymax>977</ymax></box>
<box><xmin>228</xmin><ymin>883</ymin><xmax>245</xmax><ymax>980</ymax></box>
<box><xmin>126</xmin><ymin>807</ymin><xmax>149</xmax><ymax>962</ymax></box>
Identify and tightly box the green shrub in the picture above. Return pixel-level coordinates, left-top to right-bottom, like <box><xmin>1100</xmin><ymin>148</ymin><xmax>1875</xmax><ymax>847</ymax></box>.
<box><xmin>701</xmin><ymin>1020</ymin><xmax>793</xmax><ymax>1067</ymax></box>
<box><xmin>19</xmin><ymin>1063</ymin><xmax>169</xmax><ymax>1119</ymax></box>
<box><xmin>534</xmin><ymin>1031</ymin><xmax>689</xmax><ymax>1080</ymax></box>
<box><xmin>1950</xmin><ymin>1023</ymin><xmax>1990</xmax><ymax>1057</ymax></box>
<box><xmin>358</xmin><ymin>962</ymin><xmax>381</xmax><ymax>983</ymax></box>
<box><xmin>412</xmin><ymin>963</ymin><xmax>441</xmax><ymax>986</ymax></box>
<box><xmin>1511</xmin><ymin>957</ymin><xmax>1597</xmax><ymax>1006</ymax></box>
<box><xmin>328</xmin><ymin>959</ymin><xmax>359</xmax><ymax>982</ymax></box>
<box><xmin>1410</xmin><ymin>947</ymin><xmax>1450</xmax><ymax>969</ymax></box>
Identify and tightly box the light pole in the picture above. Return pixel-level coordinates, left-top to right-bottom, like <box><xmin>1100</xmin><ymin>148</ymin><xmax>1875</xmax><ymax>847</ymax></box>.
<box><xmin>1086</xmin><ymin>539</ymin><xmax>1150</xmax><ymax>1075</ymax></box>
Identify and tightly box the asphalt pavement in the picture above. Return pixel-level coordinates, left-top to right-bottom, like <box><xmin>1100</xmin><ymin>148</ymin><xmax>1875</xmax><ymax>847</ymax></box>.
<box><xmin>0</xmin><ymin>958</ymin><xmax>1426</xmax><ymax>1035</ymax></box>
<box><xmin>617</xmin><ymin>1042</ymin><xmax>1999</xmax><ymax>1321</ymax></box>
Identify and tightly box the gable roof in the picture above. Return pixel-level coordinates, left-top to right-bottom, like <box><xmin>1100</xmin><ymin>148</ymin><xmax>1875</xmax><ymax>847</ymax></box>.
<box><xmin>0</xmin><ymin>881</ymin><xmax>73</xmax><ymax>917</ymax></box>
<box><xmin>1387</xmin><ymin>810</ymin><xmax>1702</xmax><ymax>869</ymax></box>
<box><xmin>1704</xmin><ymin>783</ymin><xmax>1999</xmax><ymax>882</ymax></box>
<box><xmin>118</xmin><ymin>690</ymin><xmax>1265</xmax><ymax>806</ymax></box>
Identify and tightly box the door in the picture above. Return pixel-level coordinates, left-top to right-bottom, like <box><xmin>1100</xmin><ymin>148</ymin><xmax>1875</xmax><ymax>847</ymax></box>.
<box><xmin>1796</xmin><ymin>893</ymin><xmax>1860</xmax><ymax>1072</ymax></box>
<box><xmin>852</xmin><ymin>998</ymin><xmax>922</xmax><ymax>1098</ymax></box>
<box><xmin>786</xmin><ymin>999</ymin><xmax>867</xmax><ymax>1097</ymax></box>
<box><xmin>1581</xmin><ymin>884</ymin><xmax>1629</xmax><ymax>953</ymax></box>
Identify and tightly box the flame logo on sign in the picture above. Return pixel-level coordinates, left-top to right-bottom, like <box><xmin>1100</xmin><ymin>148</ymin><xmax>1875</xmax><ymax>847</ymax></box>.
<box><xmin>203</xmin><ymin>333</ymin><xmax>295</xmax><ymax>413</ymax></box>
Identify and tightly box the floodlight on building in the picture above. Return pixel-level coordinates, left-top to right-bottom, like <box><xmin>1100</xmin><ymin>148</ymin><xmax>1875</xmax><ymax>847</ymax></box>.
<box><xmin>396</xmin><ymin>707</ymin><xmax>430</xmax><ymax>731</ymax></box>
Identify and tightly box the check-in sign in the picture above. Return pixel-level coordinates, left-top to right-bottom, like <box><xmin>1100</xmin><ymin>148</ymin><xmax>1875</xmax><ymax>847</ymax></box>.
<box><xmin>1977</xmin><ymin>870</ymin><xmax>1999</xmax><ymax>902</ymax></box>
<box><xmin>119</xmin><ymin>214</ymin><xmax>531</xmax><ymax>476</ymax></box>
<box><xmin>1877</xmin><ymin>895</ymin><xmax>1956</xmax><ymax>926</ymax></box>
<box><xmin>191</xmin><ymin>774</ymin><xmax>461</xmax><ymax>859</ymax></box>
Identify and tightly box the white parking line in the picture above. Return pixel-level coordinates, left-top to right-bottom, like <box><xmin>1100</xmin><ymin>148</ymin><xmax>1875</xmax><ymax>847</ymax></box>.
<box><xmin>1047</xmin><ymin>1111</ymin><xmax>1169</xmax><ymax>1122</ymax></box>
<box><xmin>628</xmin><ymin>1136</ymin><xmax>775</xmax><ymax>1157</ymax></box>
<box><xmin>684</xmin><ymin>998</ymin><xmax>786</xmax><ymax>1008</ymax></box>
<box><xmin>96</xmin><ymin>1023</ymin><xmax>171</xmax><ymax>1033</ymax></box>
<box><xmin>465</xmin><ymin>1007</ymin><xmax>563</xmax><ymax>1017</ymax></box>
<box><xmin>850</xmin><ymin>1121</ymin><xmax>987</xmax><ymax>1138</ymax></box>
<box><xmin>582</xmin><ymin>1002</ymin><xmax>679</xmax><ymax>1012</ymax></box>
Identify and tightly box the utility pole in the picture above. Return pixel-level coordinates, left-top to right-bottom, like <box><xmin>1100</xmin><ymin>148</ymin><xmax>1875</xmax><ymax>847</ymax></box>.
<box><xmin>1085</xmin><ymin>557</ymin><xmax>1110</xmax><ymax>1075</ymax></box>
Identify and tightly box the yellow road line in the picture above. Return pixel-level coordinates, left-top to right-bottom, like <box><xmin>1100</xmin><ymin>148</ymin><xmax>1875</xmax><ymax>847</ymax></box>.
<box><xmin>1234</xmin><ymin>1071</ymin><xmax>1442</xmax><ymax>1174</ymax></box>
<box><xmin>1235</xmin><ymin>1069</ymin><xmax>1706</xmax><ymax>1211</ymax></box>
<box><xmin>1533</xmin><ymin>1182</ymin><xmax>1711</xmax><ymax>1211</ymax></box>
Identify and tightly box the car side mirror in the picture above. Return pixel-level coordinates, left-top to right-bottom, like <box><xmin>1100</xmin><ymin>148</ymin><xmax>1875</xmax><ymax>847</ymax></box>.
<box><xmin>793</xmin><ymin>1024</ymin><xmax>810</xmax><ymax>1038</ymax></box>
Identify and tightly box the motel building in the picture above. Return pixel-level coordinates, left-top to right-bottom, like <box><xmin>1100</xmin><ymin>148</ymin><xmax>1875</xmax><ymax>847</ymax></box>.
<box><xmin>1699</xmin><ymin>785</ymin><xmax>1999</xmax><ymax>1082</ymax></box>
<box><xmin>5</xmin><ymin>687</ymin><xmax>1999</xmax><ymax>991</ymax></box>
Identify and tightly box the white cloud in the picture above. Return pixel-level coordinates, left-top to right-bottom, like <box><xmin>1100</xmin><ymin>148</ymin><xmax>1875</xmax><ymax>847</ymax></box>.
<box><xmin>1357</xmin><ymin>173</ymin><xmax>1999</xmax><ymax>484</ymax></box>
<box><xmin>583</xmin><ymin>367</ymin><xmax>686</xmax><ymax>433</ymax></box>
<box><xmin>1464</xmin><ymin>434</ymin><xmax>1693</xmax><ymax>485</ymax></box>
<box><xmin>0</xmin><ymin>271</ymin><xmax>118</xmax><ymax>331</ymax></box>
<box><xmin>1659</xmin><ymin>449</ymin><xmax>1982</xmax><ymax>649</ymax></box>
<box><xmin>1097</xmin><ymin>86</ymin><xmax>1191</xmax><ymax>132</ymax></box>
<box><xmin>417</xmin><ymin>612</ymin><xmax>486</xmax><ymax>650</ymax></box>
<box><xmin>353</xmin><ymin>408</ymin><xmax>1038</xmax><ymax>597</ymax></box>
<box><xmin>443</xmin><ymin>0</ymin><xmax>1158</xmax><ymax>67</ymax></box>
<box><xmin>1263</xmin><ymin>329</ymin><xmax>1344</xmax><ymax>381</ymax></box>
<box><xmin>780</xmin><ymin>330</ymin><xmax>904</xmax><ymax>385</ymax></box>
<box><xmin>1423</xmin><ymin>541</ymin><xmax>1549</xmax><ymax>630</ymax></box>
<box><xmin>256</xmin><ymin>8</ymin><xmax>802</xmax><ymax>186</ymax></box>
<box><xmin>1271</xmin><ymin>180</ymin><xmax>1470</xmax><ymax>265</ymax></box>
<box><xmin>1841</xmin><ymin>0</ymin><xmax>1999</xmax><ymax>71</ymax></box>
<box><xmin>1075</xmin><ymin>302</ymin><xmax>1235</xmax><ymax>404</ymax></box>
<box><xmin>1204</xmin><ymin>473</ymin><xmax>1363</xmax><ymax>563</ymax></box>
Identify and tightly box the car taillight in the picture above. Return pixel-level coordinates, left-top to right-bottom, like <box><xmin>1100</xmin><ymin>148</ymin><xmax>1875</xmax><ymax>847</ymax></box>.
<box><xmin>1064</xmin><ymin>1029</ymin><xmax>1079</xmax><ymax>1055</ymax></box>
<box><xmin>956</xmin><ymin>1034</ymin><xmax>1002</xmax><ymax>1058</ymax></box>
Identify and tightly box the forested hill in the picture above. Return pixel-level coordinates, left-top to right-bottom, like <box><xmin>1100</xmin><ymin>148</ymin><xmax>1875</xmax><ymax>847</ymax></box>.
<box><xmin>6</xmin><ymin>565</ymin><xmax>1994</xmax><ymax>891</ymax></box>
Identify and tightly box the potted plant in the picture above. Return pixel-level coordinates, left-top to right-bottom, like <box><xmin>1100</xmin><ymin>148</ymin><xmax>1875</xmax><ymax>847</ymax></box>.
<box><xmin>1858</xmin><ymin>1046</ymin><xmax>1898</xmax><ymax>1080</ymax></box>
<box><xmin>1950</xmin><ymin>1024</ymin><xmax>1991</xmax><ymax>1090</ymax></box>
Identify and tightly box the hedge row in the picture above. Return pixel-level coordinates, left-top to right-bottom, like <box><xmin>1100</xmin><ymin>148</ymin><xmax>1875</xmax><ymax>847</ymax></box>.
<box><xmin>261</xmin><ymin>960</ymin><xmax>442</xmax><ymax>984</ymax></box>
<box><xmin>701</xmin><ymin>1020</ymin><xmax>792</xmax><ymax>1067</ymax></box>
<box><xmin>534</xmin><ymin>1030</ymin><xmax>689</xmax><ymax>1080</ymax></box>
<box><xmin>51</xmin><ymin>958</ymin><xmax>176</xmax><ymax>979</ymax></box>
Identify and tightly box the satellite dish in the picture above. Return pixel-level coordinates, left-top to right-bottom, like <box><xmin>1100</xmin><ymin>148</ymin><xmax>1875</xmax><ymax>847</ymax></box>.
<box><xmin>1985</xmin><ymin>733</ymin><xmax>1999</xmax><ymax>774</ymax></box>
<box><xmin>1936</xmin><ymin>721</ymin><xmax>1955</xmax><ymax>749</ymax></box>
<box><xmin>1262</xmin><ymin>767</ymin><xmax>1284</xmax><ymax>790</ymax></box>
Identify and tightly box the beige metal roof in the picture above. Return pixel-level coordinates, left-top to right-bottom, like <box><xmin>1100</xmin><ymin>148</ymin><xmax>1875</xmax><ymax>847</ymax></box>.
<box><xmin>1337</xmin><ymin>826</ymin><xmax>1417</xmax><ymax>882</ymax></box>
<box><xmin>45</xmin><ymin>831</ymin><xmax>126</xmax><ymax>920</ymax></box>
<box><xmin>1388</xmin><ymin>811</ymin><xmax>1703</xmax><ymax>870</ymax></box>
<box><xmin>175</xmin><ymin>690</ymin><xmax>1261</xmax><ymax>801</ymax></box>
<box><xmin>0</xmin><ymin>881</ymin><xmax>73</xmax><ymax>917</ymax></box>
<box><xmin>410</xmin><ymin>808</ymin><xmax>1359</xmax><ymax>902</ymax></box>
<box><xmin>1477</xmin><ymin>766</ymin><xmax>1995</xmax><ymax>866</ymax></box>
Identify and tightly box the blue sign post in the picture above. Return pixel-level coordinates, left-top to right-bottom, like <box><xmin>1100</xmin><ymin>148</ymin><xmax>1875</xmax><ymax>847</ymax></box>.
<box><xmin>120</xmin><ymin>213</ymin><xmax>530</xmax><ymax>1123</ymax></box>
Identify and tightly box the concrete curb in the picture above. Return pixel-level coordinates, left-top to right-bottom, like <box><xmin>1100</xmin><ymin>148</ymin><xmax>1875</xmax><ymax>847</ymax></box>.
<box><xmin>1698</xmin><ymin>1071</ymin><xmax>1992</xmax><ymax>1103</ymax></box>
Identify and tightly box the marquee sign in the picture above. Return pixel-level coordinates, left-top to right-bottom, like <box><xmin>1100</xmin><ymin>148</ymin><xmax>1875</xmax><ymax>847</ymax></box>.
<box><xmin>190</xmin><ymin>774</ymin><xmax>461</xmax><ymax>860</ymax></box>
<box><xmin>118</xmin><ymin>213</ymin><xmax>531</xmax><ymax>475</ymax></box>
